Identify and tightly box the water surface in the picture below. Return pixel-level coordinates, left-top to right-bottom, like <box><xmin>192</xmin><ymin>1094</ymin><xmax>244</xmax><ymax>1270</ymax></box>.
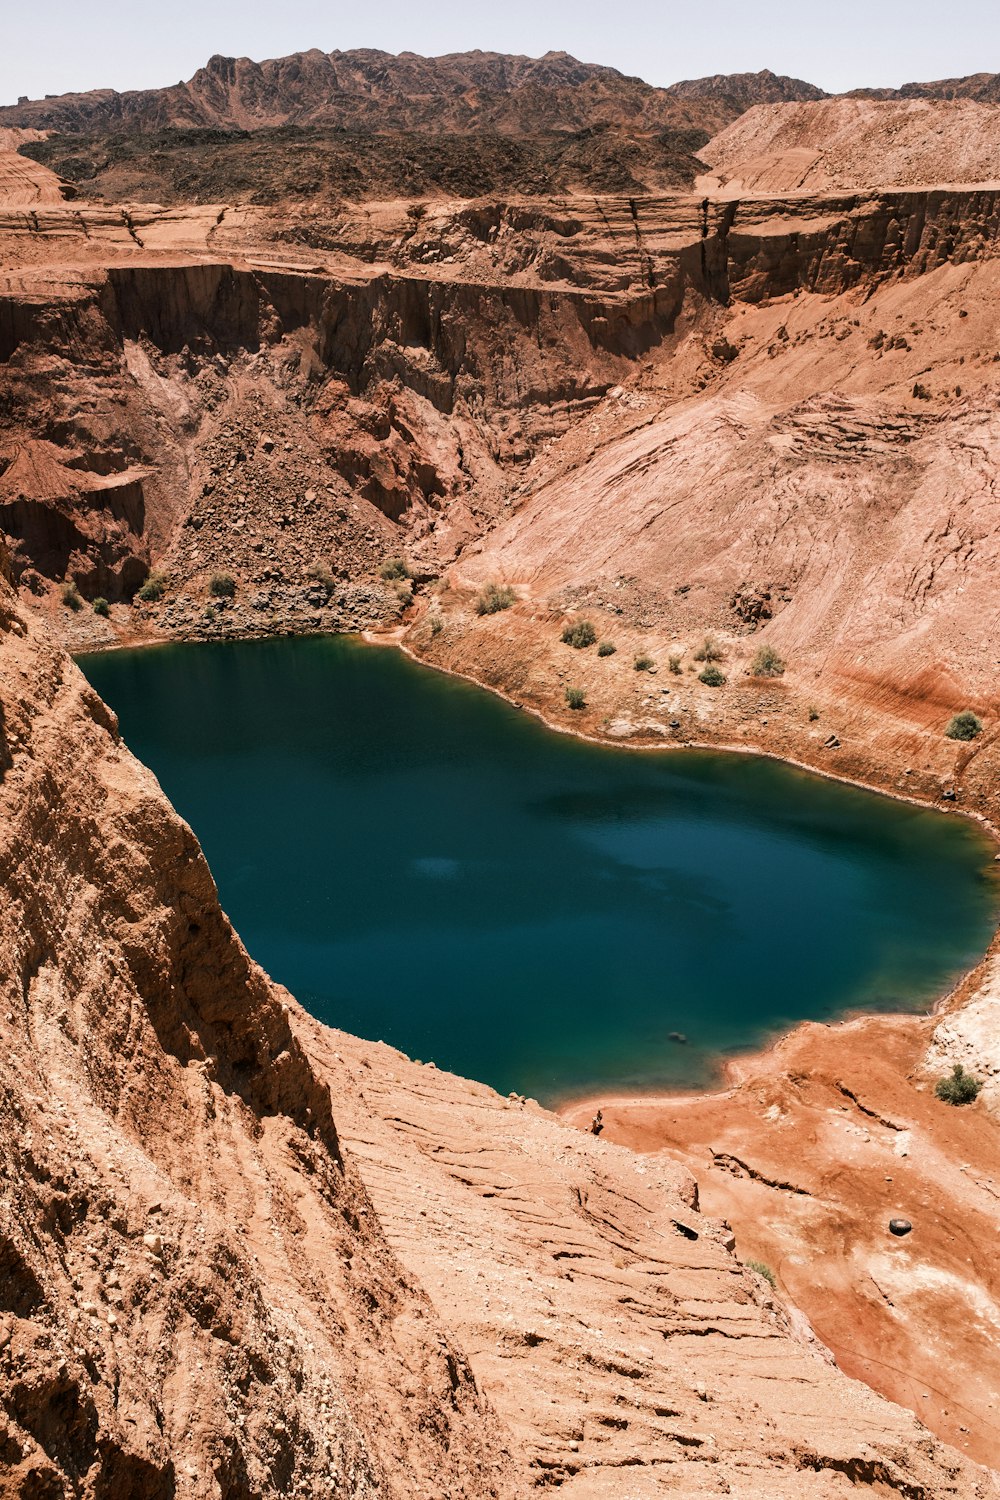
<box><xmin>80</xmin><ymin>636</ymin><xmax>999</xmax><ymax>1104</ymax></box>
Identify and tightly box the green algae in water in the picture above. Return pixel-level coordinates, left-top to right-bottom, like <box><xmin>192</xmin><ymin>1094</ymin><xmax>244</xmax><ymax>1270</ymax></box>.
<box><xmin>79</xmin><ymin>635</ymin><xmax>1000</xmax><ymax>1105</ymax></box>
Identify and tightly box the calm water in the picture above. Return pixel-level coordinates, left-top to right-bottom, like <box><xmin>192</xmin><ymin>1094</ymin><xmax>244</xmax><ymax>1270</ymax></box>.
<box><xmin>80</xmin><ymin>635</ymin><xmax>999</xmax><ymax>1104</ymax></box>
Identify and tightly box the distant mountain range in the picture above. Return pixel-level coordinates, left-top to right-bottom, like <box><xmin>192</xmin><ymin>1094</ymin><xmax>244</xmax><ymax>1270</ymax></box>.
<box><xmin>0</xmin><ymin>50</ymin><xmax>824</xmax><ymax>136</ymax></box>
<box><xmin>6</xmin><ymin>49</ymin><xmax>999</xmax><ymax>205</ymax></box>
<box><xmin>2</xmin><ymin>49</ymin><xmax>997</xmax><ymax>139</ymax></box>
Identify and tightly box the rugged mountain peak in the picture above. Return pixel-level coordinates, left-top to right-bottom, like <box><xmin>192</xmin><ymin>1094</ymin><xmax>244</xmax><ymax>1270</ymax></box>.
<box><xmin>667</xmin><ymin>67</ymin><xmax>828</xmax><ymax>107</ymax></box>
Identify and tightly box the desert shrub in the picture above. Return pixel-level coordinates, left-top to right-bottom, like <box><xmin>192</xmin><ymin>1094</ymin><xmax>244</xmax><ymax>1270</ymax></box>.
<box><xmin>306</xmin><ymin>562</ymin><xmax>336</xmax><ymax>596</ymax></box>
<box><xmin>92</xmin><ymin>597</ymin><xmax>110</xmax><ymax>618</ymax></box>
<box><xmin>597</xmin><ymin>640</ymin><xmax>616</xmax><ymax>657</ymax></box>
<box><xmin>668</xmin><ymin>654</ymin><xmax>682</xmax><ymax>674</ymax></box>
<box><xmin>379</xmin><ymin>556</ymin><xmax>410</xmax><ymax>581</ymax></box>
<box><xmin>565</xmin><ymin>686</ymin><xmax>586</xmax><ymax>710</ymax></box>
<box><xmin>562</xmin><ymin>620</ymin><xmax>597</xmax><ymax>649</ymax></box>
<box><xmin>634</xmin><ymin>654</ymin><xmax>655</xmax><ymax>672</ymax></box>
<box><xmin>61</xmin><ymin>582</ymin><xmax>82</xmax><ymax>612</ymax></box>
<box><xmin>808</xmin><ymin>706</ymin><xmax>820</xmax><ymax>722</ymax></box>
<box><xmin>699</xmin><ymin>665</ymin><xmax>726</xmax><ymax>687</ymax></box>
<box><xmin>745</xmin><ymin>1259</ymin><xmax>776</xmax><ymax>1288</ymax></box>
<box><xmin>137</xmin><ymin>572</ymin><xmax>166</xmax><ymax>603</ymax></box>
<box><xmin>430</xmin><ymin>614</ymin><xmax>444</xmax><ymax>637</ymax></box>
<box><xmin>751</xmin><ymin>644</ymin><xmax>785</xmax><ymax>678</ymax></box>
<box><xmin>209</xmin><ymin>573</ymin><xmax>236</xmax><ymax>598</ymax></box>
<box><xmin>693</xmin><ymin>636</ymin><xmax>724</xmax><ymax>663</ymax></box>
<box><xmin>475</xmin><ymin>583</ymin><xmax>516</xmax><ymax>616</ymax></box>
<box><xmin>945</xmin><ymin>710</ymin><xmax>983</xmax><ymax>742</ymax></box>
<box><xmin>935</xmin><ymin>1064</ymin><xmax>983</xmax><ymax>1106</ymax></box>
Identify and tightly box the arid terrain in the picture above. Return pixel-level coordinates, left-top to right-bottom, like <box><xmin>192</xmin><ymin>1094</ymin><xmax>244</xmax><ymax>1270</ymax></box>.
<box><xmin>3</xmin><ymin>46</ymin><xmax>1000</xmax><ymax>1495</ymax></box>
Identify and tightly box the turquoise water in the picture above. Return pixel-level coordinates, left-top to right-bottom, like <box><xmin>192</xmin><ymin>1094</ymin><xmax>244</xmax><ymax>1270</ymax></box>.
<box><xmin>79</xmin><ymin>635</ymin><xmax>999</xmax><ymax>1105</ymax></box>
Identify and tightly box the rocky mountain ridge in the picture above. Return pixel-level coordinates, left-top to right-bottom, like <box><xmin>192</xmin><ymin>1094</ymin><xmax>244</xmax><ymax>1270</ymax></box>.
<box><xmin>0</xmin><ymin>48</ymin><xmax>745</xmax><ymax>136</ymax></box>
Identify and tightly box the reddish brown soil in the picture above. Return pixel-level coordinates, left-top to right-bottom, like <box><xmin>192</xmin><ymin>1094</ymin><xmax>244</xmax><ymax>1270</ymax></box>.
<box><xmin>560</xmin><ymin>956</ymin><xmax>1000</xmax><ymax>1473</ymax></box>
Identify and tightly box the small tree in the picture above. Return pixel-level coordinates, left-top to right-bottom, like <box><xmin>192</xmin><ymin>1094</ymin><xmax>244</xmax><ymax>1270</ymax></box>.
<box><xmin>694</xmin><ymin>636</ymin><xmax>724</xmax><ymax>663</ymax></box>
<box><xmin>751</xmin><ymin>644</ymin><xmax>785</xmax><ymax>678</ymax></box>
<box><xmin>699</xmin><ymin>665</ymin><xmax>726</xmax><ymax>687</ymax></box>
<box><xmin>92</xmin><ymin>597</ymin><xmax>110</xmax><ymax>618</ymax></box>
<box><xmin>945</xmin><ymin>710</ymin><xmax>983</xmax><ymax>742</ymax></box>
<box><xmin>137</xmin><ymin>572</ymin><xmax>166</xmax><ymax>603</ymax></box>
<box><xmin>562</xmin><ymin>620</ymin><xmax>597</xmax><ymax>649</ymax></box>
<box><xmin>210</xmin><ymin>573</ymin><xmax>236</xmax><ymax>598</ymax></box>
<box><xmin>935</xmin><ymin>1064</ymin><xmax>983</xmax><ymax>1105</ymax></box>
<box><xmin>565</xmin><ymin>686</ymin><xmax>586</xmax><ymax>710</ymax></box>
<box><xmin>475</xmin><ymin>583</ymin><xmax>516</xmax><ymax>616</ymax></box>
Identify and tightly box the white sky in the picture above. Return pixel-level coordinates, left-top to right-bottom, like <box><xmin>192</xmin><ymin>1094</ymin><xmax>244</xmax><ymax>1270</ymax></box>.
<box><xmin>3</xmin><ymin>0</ymin><xmax>999</xmax><ymax>107</ymax></box>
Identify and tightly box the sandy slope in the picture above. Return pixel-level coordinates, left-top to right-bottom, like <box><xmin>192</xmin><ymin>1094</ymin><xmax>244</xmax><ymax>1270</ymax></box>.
<box><xmin>0</xmin><ymin>129</ymin><xmax>63</xmax><ymax>207</ymax></box>
<box><xmin>699</xmin><ymin>98</ymin><xmax>1000</xmax><ymax>192</ymax></box>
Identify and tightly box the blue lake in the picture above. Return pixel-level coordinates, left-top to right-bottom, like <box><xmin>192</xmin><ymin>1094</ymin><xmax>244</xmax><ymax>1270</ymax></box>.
<box><xmin>80</xmin><ymin>634</ymin><xmax>1000</xmax><ymax>1104</ymax></box>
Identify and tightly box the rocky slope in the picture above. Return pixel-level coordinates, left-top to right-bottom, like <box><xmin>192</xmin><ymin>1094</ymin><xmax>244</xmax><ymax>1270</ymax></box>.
<box><xmin>0</xmin><ymin>545</ymin><xmax>513</xmax><ymax>1497</ymax></box>
<box><xmin>0</xmin><ymin>556</ymin><xmax>992</xmax><ymax>1496</ymax></box>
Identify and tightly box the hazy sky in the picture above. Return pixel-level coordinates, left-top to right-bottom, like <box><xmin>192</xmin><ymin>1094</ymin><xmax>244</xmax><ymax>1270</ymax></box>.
<box><xmin>4</xmin><ymin>0</ymin><xmax>999</xmax><ymax>106</ymax></box>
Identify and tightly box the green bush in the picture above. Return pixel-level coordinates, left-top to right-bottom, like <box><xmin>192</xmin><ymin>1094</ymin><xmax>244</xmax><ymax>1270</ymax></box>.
<box><xmin>935</xmin><ymin>1064</ymin><xmax>983</xmax><ymax>1105</ymax></box>
<box><xmin>379</xmin><ymin>557</ymin><xmax>410</xmax><ymax>582</ymax></box>
<box><xmin>562</xmin><ymin>620</ymin><xmax>597</xmax><ymax>649</ymax></box>
<box><xmin>209</xmin><ymin>573</ymin><xmax>236</xmax><ymax>599</ymax></box>
<box><xmin>597</xmin><ymin>640</ymin><xmax>616</xmax><ymax>657</ymax></box>
<box><xmin>61</xmin><ymin>582</ymin><xmax>82</xmax><ymax>612</ymax></box>
<box><xmin>751</xmin><ymin>644</ymin><xmax>785</xmax><ymax>678</ymax></box>
<box><xmin>694</xmin><ymin>636</ymin><xmax>724</xmax><ymax>663</ymax></box>
<box><xmin>92</xmin><ymin>597</ymin><xmax>110</xmax><ymax>618</ymax></box>
<box><xmin>137</xmin><ymin>572</ymin><xmax>166</xmax><ymax>603</ymax></box>
<box><xmin>668</xmin><ymin>654</ymin><xmax>682</xmax><ymax>674</ymax></box>
<box><xmin>699</xmin><ymin>665</ymin><xmax>726</xmax><ymax>687</ymax></box>
<box><xmin>945</xmin><ymin>710</ymin><xmax>983</xmax><ymax>742</ymax></box>
<box><xmin>745</xmin><ymin>1259</ymin><xmax>776</xmax><ymax>1288</ymax></box>
<box><xmin>565</xmin><ymin>686</ymin><xmax>586</xmax><ymax>710</ymax></box>
<box><xmin>634</xmin><ymin>654</ymin><xmax>655</xmax><ymax>672</ymax></box>
<box><xmin>475</xmin><ymin>583</ymin><xmax>516</xmax><ymax>616</ymax></box>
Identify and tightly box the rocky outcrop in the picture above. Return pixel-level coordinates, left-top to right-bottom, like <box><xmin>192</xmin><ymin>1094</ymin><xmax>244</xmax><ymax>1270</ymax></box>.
<box><xmin>0</xmin><ymin>558</ymin><xmax>515</xmax><ymax>1496</ymax></box>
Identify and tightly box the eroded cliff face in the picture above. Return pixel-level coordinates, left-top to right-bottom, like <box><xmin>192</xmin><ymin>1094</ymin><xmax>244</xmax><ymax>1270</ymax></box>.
<box><xmin>3</xmin><ymin>181</ymin><xmax>1000</xmax><ymax>644</ymax></box>
<box><xmin>0</xmin><ymin>554</ymin><xmax>994</xmax><ymax>1497</ymax></box>
<box><xmin>0</xmin><ymin>556</ymin><xmax>512</xmax><ymax>1497</ymax></box>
